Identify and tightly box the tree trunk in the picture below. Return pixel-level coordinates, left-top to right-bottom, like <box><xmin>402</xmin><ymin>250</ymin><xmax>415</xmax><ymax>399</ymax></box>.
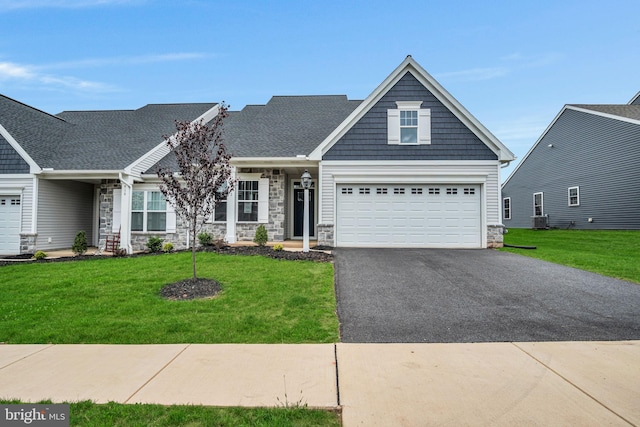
<box><xmin>191</xmin><ymin>217</ymin><xmax>197</xmax><ymax>280</ymax></box>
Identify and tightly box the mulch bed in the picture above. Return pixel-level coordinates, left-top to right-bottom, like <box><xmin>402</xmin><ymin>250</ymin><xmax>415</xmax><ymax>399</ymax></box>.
<box><xmin>160</xmin><ymin>277</ymin><xmax>223</xmax><ymax>300</ymax></box>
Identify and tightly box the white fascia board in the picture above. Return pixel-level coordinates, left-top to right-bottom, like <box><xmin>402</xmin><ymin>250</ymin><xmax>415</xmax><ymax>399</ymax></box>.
<box><xmin>629</xmin><ymin>91</ymin><xmax>640</xmax><ymax>105</ymax></box>
<box><xmin>309</xmin><ymin>56</ymin><xmax>515</xmax><ymax>162</ymax></box>
<box><xmin>321</xmin><ymin>159</ymin><xmax>499</xmax><ymax>167</ymax></box>
<box><xmin>230</xmin><ymin>157</ymin><xmax>319</xmax><ymax>168</ymax></box>
<box><xmin>0</xmin><ymin>124</ymin><xmax>41</xmax><ymax>174</ymax></box>
<box><xmin>567</xmin><ymin>105</ymin><xmax>640</xmax><ymax>126</ymax></box>
<box><xmin>124</xmin><ymin>104</ymin><xmax>221</xmax><ymax>176</ymax></box>
<box><xmin>501</xmin><ymin>105</ymin><xmax>568</xmax><ymax>188</ymax></box>
<box><xmin>37</xmin><ymin>169</ymin><xmax>124</xmax><ymax>180</ymax></box>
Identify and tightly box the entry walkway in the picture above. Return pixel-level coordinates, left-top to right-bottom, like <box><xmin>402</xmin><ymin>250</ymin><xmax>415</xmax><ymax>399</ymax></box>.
<box><xmin>1</xmin><ymin>341</ymin><xmax>638</xmax><ymax>426</ymax></box>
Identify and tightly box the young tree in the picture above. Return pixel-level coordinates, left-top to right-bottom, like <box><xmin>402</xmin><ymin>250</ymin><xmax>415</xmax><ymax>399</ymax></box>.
<box><xmin>157</xmin><ymin>104</ymin><xmax>233</xmax><ymax>280</ymax></box>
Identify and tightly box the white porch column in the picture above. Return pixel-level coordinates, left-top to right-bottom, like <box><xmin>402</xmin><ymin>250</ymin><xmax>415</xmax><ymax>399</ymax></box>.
<box><xmin>226</xmin><ymin>166</ymin><xmax>237</xmax><ymax>243</ymax></box>
<box><xmin>119</xmin><ymin>173</ymin><xmax>134</xmax><ymax>254</ymax></box>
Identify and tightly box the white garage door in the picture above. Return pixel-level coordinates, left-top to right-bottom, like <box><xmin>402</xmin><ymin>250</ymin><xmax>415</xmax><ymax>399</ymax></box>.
<box><xmin>0</xmin><ymin>195</ymin><xmax>21</xmax><ymax>255</ymax></box>
<box><xmin>336</xmin><ymin>184</ymin><xmax>481</xmax><ymax>248</ymax></box>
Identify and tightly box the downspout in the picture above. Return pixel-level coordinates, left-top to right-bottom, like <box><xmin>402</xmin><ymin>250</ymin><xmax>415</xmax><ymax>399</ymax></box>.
<box><xmin>119</xmin><ymin>172</ymin><xmax>134</xmax><ymax>254</ymax></box>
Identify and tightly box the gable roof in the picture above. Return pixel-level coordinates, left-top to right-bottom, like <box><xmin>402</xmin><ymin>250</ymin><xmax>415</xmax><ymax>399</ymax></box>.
<box><xmin>309</xmin><ymin>55</ymin><xmax>515</xmax><ymax>162</ymax></box>
<box><xmin>0</xmin><ymin>94</ymin><xmax>70</xmax><ymax>173</ymax></box>
<box><xmin>147</xmin><ymin>95</ymin><xmax>361</xmax><ymax>172</ymax></box>
<box><xmin>55</xmin><ymin>103</ymin><xmax>217</xmax><ymax>171</ymax></box>
<box><xmin>630</xmin><ymin>91</ymin><xmax>640</xmax><ymax>105</ymax></box>
<box><xmin>502</xmin><ymin>102</ymin><xmax>640</xmax><ymax>187</ymax></box>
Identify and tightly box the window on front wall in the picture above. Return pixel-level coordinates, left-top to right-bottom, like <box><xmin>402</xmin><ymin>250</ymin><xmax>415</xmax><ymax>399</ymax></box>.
<box><xmin>387</xmin><ymin>101</ymin><xmax>431</xmax><ymax>145</ymax></box>
<box><xmin>132</xmin><ymin>191</ymin><xmax>167</xmax><ymax>231</ymax></box>
<box><xmin>400</xmin><ymin>110</ymin><xmax>418</xmax><ymax>143</ymax></box>
<box><xmin>568</xmin><ymin>186</ymin><xmax>580</xmax><ymax>206</ymax></box>
<box><xmin>503</xmin><ymin>197</ymin><xmax>511</xmax><ymax>220</ymax></box>
<box><xmin>533</xmin><ymin>192</ymin><xmax>544</xmax><ymax>216</ymax></box>
<box><xmin>237</xmin><ymin>180</ymin><xmax>259</xmax><ymax>222</ymax></box>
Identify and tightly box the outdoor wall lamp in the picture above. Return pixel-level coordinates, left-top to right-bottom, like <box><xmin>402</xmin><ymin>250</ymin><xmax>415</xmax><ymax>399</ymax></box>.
<box><xmin>301</xmin><ymin>169</ymin><xmax>312</xmax><ymax>252</ymax></box>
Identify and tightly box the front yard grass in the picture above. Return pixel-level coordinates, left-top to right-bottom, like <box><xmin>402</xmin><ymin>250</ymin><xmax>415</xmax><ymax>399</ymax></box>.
<box><xmin>0</xmin><ymin>400</ymin><xmax>341</xmax><ymax>427</ymax></box>
<box><xmin>501</xmin><ymin>229</ymin><xmax>640</xmax><ymax>284</ymax></box>
<box><xmin>0</xmin><ymin>252</ymin><xmax>339</xmax><ymax>344</ymax></box>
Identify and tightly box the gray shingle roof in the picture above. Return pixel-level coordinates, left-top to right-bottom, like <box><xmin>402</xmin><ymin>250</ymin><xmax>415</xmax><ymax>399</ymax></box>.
<box><xmin>55</xmin><ymin>103</ymin><xmax>216</xmax><ymax>170</ymax></box>
<box><xmin>571</xmin><ymin>104</ymin><xmax>640</xmax><ymax>122</ymax></box>
<box><xmin>148</xmin><ymin>95</ymin><xmax>361</xmax><ymax>173</ymax></box>
<box><xmin>0</xmin><ymin>95</ymin><xmax>70</xmax><ymax>168</ymax></box>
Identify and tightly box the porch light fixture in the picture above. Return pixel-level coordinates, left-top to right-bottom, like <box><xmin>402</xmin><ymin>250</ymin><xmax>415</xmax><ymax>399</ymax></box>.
<box><xmin>301</xmin><ymin>169</ymin><xmax>312</xmax><ymax>252</ymax></box>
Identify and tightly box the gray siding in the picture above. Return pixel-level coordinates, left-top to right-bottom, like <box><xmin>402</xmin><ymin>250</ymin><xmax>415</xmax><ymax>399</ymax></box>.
<box><xmin>502</xmin><ymin>109</ymin><xmax>640</xmax><ymax>229</ymax></box>
<box><xmin>323</xmin><ymin>72</ymin><xmax>497</xmax><ymax>161</ymax></box>
<box><xmin>37</xmin><ymin>179</ymin><xmax>95</xmax><ymax>250</ymax></box>
<box><xmin>0</xmin><ymin>135</ymin><xmax>30</xmax><ymax>173</ymax></box>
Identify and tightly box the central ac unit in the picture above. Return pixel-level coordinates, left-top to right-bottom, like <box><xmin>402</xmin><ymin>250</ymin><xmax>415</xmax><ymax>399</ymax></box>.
<box><xmin>531</xmin><ymin>216</ymin><xmax>549</xmax><ymax>229</ymax></box>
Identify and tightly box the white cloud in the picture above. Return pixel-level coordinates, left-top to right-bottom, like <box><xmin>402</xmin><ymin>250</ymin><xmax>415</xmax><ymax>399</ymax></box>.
<box><xmin>0</xmin><ymin>60</ymin><xmax>116</xmax><ymax>92</ymax></box>
<box><xmin>41</xmin><ymin>52</ymin><xmax>209</xmax><ymax>70</ymax></box>
<box><xmin>0</xmin><ymin>0</ymin><xmax>141</xmax><ymax>11</ymax></box>
<box><xmin>436</xmin><ymin>67</ymin><xmax>510</xmax><ymax>82</ymax></box>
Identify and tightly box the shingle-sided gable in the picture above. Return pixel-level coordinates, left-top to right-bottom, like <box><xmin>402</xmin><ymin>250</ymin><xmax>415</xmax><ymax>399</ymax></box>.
<box><xmin>323</xmin><ymin>72</ymin><xmax>497</xmax><ymax>161</ymax></box>
<box><xmin>0</xmin><ymin>134</ymin><xmax>30</xmax><ymax>174</ymax></box>
<box><xmin>0</xmin><ymin>95</ymin><xmax>70</xmax><ymax>170</ymax></box>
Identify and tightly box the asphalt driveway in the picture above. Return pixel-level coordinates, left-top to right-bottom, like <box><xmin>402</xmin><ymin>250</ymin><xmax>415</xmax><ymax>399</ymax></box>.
<box><xmin>334</xmin><ymin>248</ymin><xmax>640</xmax><ymax>343</ymax></box>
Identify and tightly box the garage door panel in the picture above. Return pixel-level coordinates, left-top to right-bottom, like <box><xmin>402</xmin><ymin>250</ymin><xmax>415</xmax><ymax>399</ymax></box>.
<box><xmin>336</xmin><ymin>184</ymin><xmax>480</xmax><ymax>248</ymax></box>
<box><xmin>0</xmin><ymin>196</ymin><xmax>21</xmax><ymax>255</ymax></box>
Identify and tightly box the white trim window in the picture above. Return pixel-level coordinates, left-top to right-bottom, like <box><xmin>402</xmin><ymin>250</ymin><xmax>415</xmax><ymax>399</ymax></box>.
<box><xmin>503</xmin><ymin>197</ymin><xmax>511</xmax><ymax>220</ymax></box>
<box><xmin>568</xmin><ymin>186</ymin><xmax>580</xmax><ymax>206</ymax></box>
<box><xmin>132</xmin><ymin>190</ymin><xmax>167</xmax><ymax>232</ymax></box>
<box><xmin>236</xmin><ymin>178</ymin><xmax>269</xmax><ymax>223</ymax></box>
<box><xmin>387</xmin><ymin>101</ymin><xmax>431</xmax><ymax>145</ymax></box>
<box><xmin>533</xmin><ymin>192</ymin><xmax>544</xmax><ymax>217</ymax></box>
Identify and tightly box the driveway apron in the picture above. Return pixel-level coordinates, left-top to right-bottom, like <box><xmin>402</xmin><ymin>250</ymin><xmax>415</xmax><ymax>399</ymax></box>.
<box><xmin>334</xmin><ymin>248</ymin><xmax>640</xmax><ymax>343</ymax></box>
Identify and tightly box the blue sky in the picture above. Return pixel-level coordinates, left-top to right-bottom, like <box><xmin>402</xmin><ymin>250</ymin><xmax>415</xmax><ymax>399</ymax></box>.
<box><xmin>1</xmin><ymin>0</ymin><xmax>639</xmax><ymax>179</ymax></box>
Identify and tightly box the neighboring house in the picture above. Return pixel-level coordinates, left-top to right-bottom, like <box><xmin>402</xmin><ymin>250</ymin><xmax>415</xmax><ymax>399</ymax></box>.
<box><xmin>501</xmin><ymin>92</ymin><xmax>640</xmax><ymax>230</ymax></box>
<box><xmin>0</xmin><ymin>56</ymin><xmax>515</xmax><ymax>255</ymax></box>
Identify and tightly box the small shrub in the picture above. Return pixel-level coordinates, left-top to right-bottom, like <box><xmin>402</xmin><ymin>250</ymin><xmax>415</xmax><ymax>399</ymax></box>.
<box><xmin>163</xmin><ymin>242</ymin><xmax>174</xmax><ymax>253</ymax></box>
<box><xmin>32</xmin><ymin>250</ymin><xmax>47</xmax><ymax>260</ymax></box>
<box><xmin>273</xmin><ymin>243</ymin><xmax>284</xmax><ymax>251</ymax></box>
<box><xmin>198</xmin><ymin>232</ymin><xmax>213</xmax><ymax>246</ymax></box>
<box><xmin>253</xmin><ymin>224</ymin><xmax>268</xmax><ymax>247</ymax></box>
<box><xmin>72</xmin><ymin>230</ymin><xmax>88</xmax><ymax>255</ymax></box>
<box><xmin>146</xmin><ymin>236</ymin><xmax>163</xmax><ymax>253</ymax></box>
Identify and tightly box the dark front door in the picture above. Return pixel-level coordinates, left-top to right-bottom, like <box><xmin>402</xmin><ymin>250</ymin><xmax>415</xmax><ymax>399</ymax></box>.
<box><xmin>293</xmin><ymin>188</ymin><xmax>315</xmax><ymax>237</ymax></box>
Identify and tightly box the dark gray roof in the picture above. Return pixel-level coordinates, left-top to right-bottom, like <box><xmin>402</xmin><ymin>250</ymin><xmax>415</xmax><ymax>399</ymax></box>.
<box><xmin>0</xmin><ymin>95</ymin><xmax>70</xmax><ymax>167</ymax></box>
<box><xmin>55</xmin><ymin>103</ymin><xmax>216</xmax><ymax>170</ymax></box>
<box><xmin>148</xmin><ymin>95</ymin><xmax>361</xmax><ymax>172</ymax></box>
<box><xmin>571</xmin><ymin>104</ymin><xmax>640</xmax><ymax>122</ymax></box>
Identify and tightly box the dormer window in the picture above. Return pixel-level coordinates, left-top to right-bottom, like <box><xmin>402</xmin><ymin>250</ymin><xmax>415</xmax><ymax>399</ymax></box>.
<box><xmin>387</xmin><ymin>101</ymin><xmax>431</xmax><ymax>145</ymax></box>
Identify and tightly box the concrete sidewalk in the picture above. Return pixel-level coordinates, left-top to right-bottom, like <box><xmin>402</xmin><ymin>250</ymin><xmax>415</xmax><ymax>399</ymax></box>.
<box><xmin>0</xmin><ymin>342</ymin><xmax>638</xmax><ymax>426</ymax></box>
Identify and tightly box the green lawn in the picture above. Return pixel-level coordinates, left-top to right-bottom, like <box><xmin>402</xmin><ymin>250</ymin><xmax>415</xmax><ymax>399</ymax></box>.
<box><xmin>0</xmin><ymin>400</ymin><xmax>341</xmax><ymax>427</ymax></box>
<box><xmin>0</xmin><ymin>252</ymin><xmax>338</xmax><ymax>344</ymax></box>
<box><xmin>501</xmin><ymin>229</ymin><xmax>640</xmax><ymax>284</ymax></box>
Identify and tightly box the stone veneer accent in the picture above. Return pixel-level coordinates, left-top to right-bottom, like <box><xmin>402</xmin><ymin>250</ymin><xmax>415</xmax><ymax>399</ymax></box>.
<box><xmin>486</xmin><ymin>224</ymin><xmax>505</xmax><ymax>248</ymax></box>
<box><xmin>19</xmin><ymin>233</ymin><xmax>37</xmax><ymax>254</ymax></box>
<box><xmin>235</xmin><ymin>168</ymin><xmax>286</xmax><ymax>242</ymax></box>
<box><xmin>316</xmin><ymin>224</ymin><xmax>334</xmax><ymax>247</ymax></box>
<box><xmin>98</xmin><ymin>180</ymin><xmax>120</xmax><ymax>251</ymax></box>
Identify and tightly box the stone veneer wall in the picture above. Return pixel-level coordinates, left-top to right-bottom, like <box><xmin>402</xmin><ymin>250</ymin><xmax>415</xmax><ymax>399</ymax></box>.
<box><xmin>316</xmin><ymin>224</ymin><xmax>334</xmax><ymax>247</ymax></box>
<box><xmin>486</xmin><ymin>224</ymin><xmax>505</xmax><ymax>248</ymax></box>
<box><xmin>19</xmin><ymin>233</ymin><xmax>37</xmax><ymax>254</ymax></box>
<box><xmin>236</xmin><ymin>168</ymin><xmax>285</xmax><ymax>242</ymax></box>
<box><xmin>98</xmin><ymin>180</ymin><xmax>120</xmax><ymax>251</ymax></box>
